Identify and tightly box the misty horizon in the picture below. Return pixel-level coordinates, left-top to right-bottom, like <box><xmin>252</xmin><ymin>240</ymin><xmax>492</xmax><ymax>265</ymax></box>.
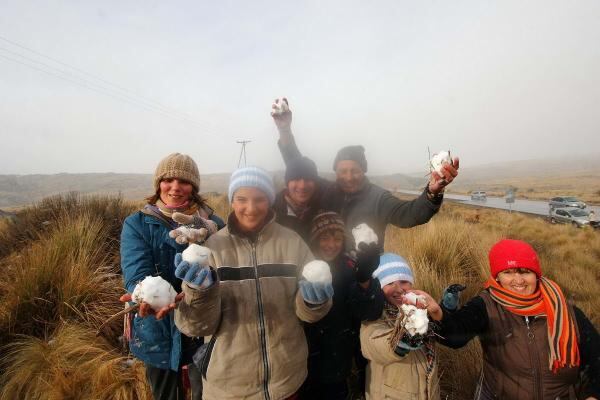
<box><xmin>2</xmin><ymin>1</ymin><xmax>600</xmax><ymax>176</ymax></box>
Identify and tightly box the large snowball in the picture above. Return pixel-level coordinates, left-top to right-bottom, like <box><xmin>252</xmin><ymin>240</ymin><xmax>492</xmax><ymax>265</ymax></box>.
<box><xmin>182</xmin><ymin>243</ymin><xmax>211</xmax><ymax>266</ymax></box>
<box><xmin>430</xmin><ymin>151</ymin><xmax>452</xmax><ymax>175</ymax></box>
<box><xmin>132</xmin><ymin>276</ymin><xmax>177</xmax><ymax>311</ymax></box>
<box><xmin>302</xmin><ymin>260</ymin><xmax>332</xmax><ymax>285</ymax></box>
<box><xmin>400</xmin><ymin>304</ymin><xmax>429</xmax><ymax>336</ymax></box>
<box><xmin>352</xmin><ymin>223</ymin><xmax>378</xmax><ymax>249</ymax></box>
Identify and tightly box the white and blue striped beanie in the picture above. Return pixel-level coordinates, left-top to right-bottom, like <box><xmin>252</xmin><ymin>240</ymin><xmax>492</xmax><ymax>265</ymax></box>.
<box><xmin>228</xmin><ymin>166</ymin><xmax>276</xmax><ymax>205</ymax></box>
<box><xmin>372</xmin><ymin>253</ymin><xmax>414</xmax><ymax>287</ymax></box>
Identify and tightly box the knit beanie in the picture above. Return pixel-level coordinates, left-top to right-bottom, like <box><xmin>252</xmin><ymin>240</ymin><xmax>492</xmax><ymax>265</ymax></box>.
<box><xmin>310</xmin><ymin>211</ymin><xmax>345</xmax><ymax>244</ymax></box>
<box><xmin>372</xmin><ymin>253</ymin><xmax>414</xmax><ymax>286</ymax></box>
<box><xmin>489</xmin><ymin>239</ymin><xmax>542</xmax><ymax>278</ymax></box>
<box><xmin>228</xmin><ymin>166</ymin><xmax>276</xmax><ymax>205</ymax></box>
<box><xmin>333</xmin><ymin>145</ymin><xmax>368</xmax><ymax>172</ymax></box>
<box><xmin>154</xmin><ymin>153</ymin><xmax>200</xmax><ymax>192</ymax></box>
<box><xmin>285</xmin><ymin>156</ymin><xmax>319</xmax><ymax>183</ymax></box>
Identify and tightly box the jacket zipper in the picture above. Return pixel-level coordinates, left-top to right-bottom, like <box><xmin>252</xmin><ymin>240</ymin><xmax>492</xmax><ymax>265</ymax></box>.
<box><xmin>524</xmin><ymin>316</ymin><xmax>542</xmax><ymax>400</ymax></box>
<box><xmin>251</xmin><ymin>241</ymin><xmax>271</xmax><ymax>400</ymax></box>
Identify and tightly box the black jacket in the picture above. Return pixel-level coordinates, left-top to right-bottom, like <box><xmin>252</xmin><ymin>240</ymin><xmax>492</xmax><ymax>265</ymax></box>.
<box><xmin>279</xmin><ymin>136</ymin><xmax>441</xmax><ymax>247</ymax></box>
<box><xmin>273</xmin><ymin>189</ymin><xmax>321</xmax><ymax>245</ymax></box>
<box><xmin>304</xmin><ymin>255</ymin><xmax>384</xmax><ymax>384</ymax></box>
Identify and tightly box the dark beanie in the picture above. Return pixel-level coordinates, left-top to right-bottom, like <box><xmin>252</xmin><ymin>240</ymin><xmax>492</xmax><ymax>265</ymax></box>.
<box><xmin>333</xmin><ymin>145</ymin><xmax>367</xmax><ymax>172</ymax></box>
<box><xmin>285</xmin><ymin>156</ymin><xmax>319</xmax><ymax>183</ymax></box>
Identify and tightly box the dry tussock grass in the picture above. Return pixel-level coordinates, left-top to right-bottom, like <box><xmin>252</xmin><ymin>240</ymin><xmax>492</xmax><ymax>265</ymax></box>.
<box><xmin>1</xmin><ymin>192</ymin><xmax>596</xmax><ymax>399</ymax></box>
<box><xmin>0</xmin><ymin>324</ymin><xmax>149</xmax><ymax>400</ymax></box>
<box><xmin>384</xmin><ymin>201</ymin><xmax>600</xmax><ymax>399</ymax></box>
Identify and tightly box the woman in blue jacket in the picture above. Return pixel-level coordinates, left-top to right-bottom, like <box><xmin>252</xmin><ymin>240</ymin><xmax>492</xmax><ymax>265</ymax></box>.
<box><xmin>120</xmin><ymin>153</ymin><xmax>224</xmax><ymax>400</ymax></box>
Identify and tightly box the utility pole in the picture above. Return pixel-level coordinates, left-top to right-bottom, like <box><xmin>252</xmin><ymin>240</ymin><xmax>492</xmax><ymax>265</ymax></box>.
<box><xmin>236</xmin><ymin>140</ymin><xmax>251</xmax><ymax>167</ymax></box>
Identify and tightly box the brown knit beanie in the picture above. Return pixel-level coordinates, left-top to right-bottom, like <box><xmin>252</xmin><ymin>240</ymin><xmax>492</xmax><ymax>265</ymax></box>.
<box><xmin>310</xmin><ymin>211</ymin><xmax>345</xmax><ymax>244</ymax></box>
<box><xmin>153</xmin><ymin>153</ymin><xmax>200</xmax><ymax>192</ymax></box>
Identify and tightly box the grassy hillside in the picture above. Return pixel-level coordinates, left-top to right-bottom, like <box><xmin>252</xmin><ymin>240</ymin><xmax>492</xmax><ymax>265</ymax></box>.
<box><xmin>0</xmin><ymin>193</ymin><xmax>597</xmax><ymax>399</ymax></box>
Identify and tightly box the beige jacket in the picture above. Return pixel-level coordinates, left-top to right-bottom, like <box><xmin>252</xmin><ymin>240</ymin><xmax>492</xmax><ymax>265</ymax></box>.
<box><xmin>360</xmin><ymin>313</ymin><xmax>440</xmax><ymax>400</ymax></box>
<box><xmin>175</xmin><ymin>216</ymin><xmax>332</xmax><ymax>400</ymax></box>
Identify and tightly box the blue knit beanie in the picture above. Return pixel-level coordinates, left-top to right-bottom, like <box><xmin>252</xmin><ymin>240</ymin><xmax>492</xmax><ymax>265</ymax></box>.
<box><xmin>228</xmin><ymin>166</ymin><xmax>276</xmax><ymax>205</ymax></box>
<box><xmin>372</xmin><ymin>253</ymin><xmax>414</xmax><ymax>287</ymax></box>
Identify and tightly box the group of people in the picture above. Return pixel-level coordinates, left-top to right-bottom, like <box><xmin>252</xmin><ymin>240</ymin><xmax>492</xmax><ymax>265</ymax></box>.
<box><xmin>119</xmin><ymin>99</ymin><xmax>599</xmax><ymax>400</ymax></box>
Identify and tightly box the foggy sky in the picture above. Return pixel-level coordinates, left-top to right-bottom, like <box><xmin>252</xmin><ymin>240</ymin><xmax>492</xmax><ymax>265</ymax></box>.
<box><xmin>1</xmin><ymin>1</ymin><xmax>599</xmax><ymax>176</ymax></box>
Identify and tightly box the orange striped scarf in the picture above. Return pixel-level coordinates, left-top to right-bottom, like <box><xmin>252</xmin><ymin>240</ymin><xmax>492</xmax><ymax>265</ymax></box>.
<box><xmin>484</xmin><ymin>276</ymin><xmax>580</xmax><ymax>372</ymax></box>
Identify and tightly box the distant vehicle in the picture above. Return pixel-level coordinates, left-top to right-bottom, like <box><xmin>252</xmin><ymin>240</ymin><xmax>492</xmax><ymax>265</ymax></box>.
<box><xmin>549</xmin><ymin>208</ymin><xmax>599</xmax><ymax>229</ymax></box>
<box><xmin>549</xmin><ymin>196</ymin><xmax>586</xmax><ymax>209</ymax></box>
<box><xmin>471</xmin><ymin>191</ymin><xmax>487</xmax><ymax>201</ymax></box>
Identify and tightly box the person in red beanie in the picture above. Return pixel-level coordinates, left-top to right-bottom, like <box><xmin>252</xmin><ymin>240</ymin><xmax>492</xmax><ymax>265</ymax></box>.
<box><xmin>409</xmin><ymin>239</ymin><xmax>599</xmax><ymax>400</ymax></box>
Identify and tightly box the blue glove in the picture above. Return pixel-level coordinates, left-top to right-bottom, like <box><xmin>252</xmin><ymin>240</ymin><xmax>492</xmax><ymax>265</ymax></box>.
<box><xmin>441</xmin><ymin>283</ymin><xmax>466</xmax><ymax>311</ymax></box>
<box><xmin>299</xmin><ymin>280</ymin><xmax>334</xmax><ymax>305</ymax></box>
<box><xmin>394</xmin><ymin>340</ymin><xmax>422</xmax><ymax>357</ymax></box>
<box><xmin>174</xmin><ymin>253</ymin><xmax>214</xmax><ymax>288</ymax></box>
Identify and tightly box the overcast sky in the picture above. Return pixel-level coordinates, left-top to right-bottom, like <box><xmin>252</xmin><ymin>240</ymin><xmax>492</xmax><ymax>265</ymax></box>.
<box><xmin>1</xmin><ymin>1</ymin><xmax>599</xmax><ymax>176</ymax></box>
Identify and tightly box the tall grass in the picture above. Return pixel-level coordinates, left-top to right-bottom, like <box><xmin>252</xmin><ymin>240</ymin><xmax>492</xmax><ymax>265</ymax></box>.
<box><xmin>385</xmin><ymin>201</ymin><xmax>600</xmax><ymax>399</ymax></box>
<box><xmin>0</xmin><ymin>324</ymin><xmax>150</xmax><ymax>400</ymax></box>
<box><xmin>1</xmin><ymin>192</ymin><xmax>596</xmax><ymax>399</ymax></box>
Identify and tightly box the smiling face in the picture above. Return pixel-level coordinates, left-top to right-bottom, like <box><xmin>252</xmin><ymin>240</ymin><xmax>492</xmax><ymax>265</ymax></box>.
<box><xmin>317</xmin><ymin>230</ymin><xmax>344</xmax><ymax>262</ymax></box>
<box><xmin>159</xmin><ymin>178</ymin><xmax>194</xmax><ymax>207</ymax></box>
<box><xmin>496</xmin><ymin>268</ymin><xmax>538</xmax><ymax>295</ymax></box>
<box><xmin>382</xmin><ymin>280</ymin><xmax>414</xmax><ymax>306</ymax></box>
<box><xmin>287</xmin><ymin>178</ymin><xmax>316</xmax><ymax>206</ymax></box>
<box><xmin>231</xmin><ymin>187</ymin><xmax>270</xmax><ymax>233</ymax></box>
<box><xmin>335</xmin><ymin>160</ymin><xmax>365</xmax><ymax>194</ymax></box>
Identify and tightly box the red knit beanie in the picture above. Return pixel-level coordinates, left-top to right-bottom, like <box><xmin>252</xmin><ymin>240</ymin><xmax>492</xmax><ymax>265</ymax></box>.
<box><xmin>489</xmin><ymin>239</ymin><xmax>542</xmax><ymax>278</ymax></box>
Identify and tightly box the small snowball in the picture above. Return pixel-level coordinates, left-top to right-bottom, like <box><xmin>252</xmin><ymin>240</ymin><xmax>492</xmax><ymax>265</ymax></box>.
<box><xmin>182</xmin><ymin>243</ymin><xmax>211</xmax><ymax>266</ymax></box>
<box><xmin>400</xmin><ymin>304</ymin><xmax>429</xmax><ymax>336</ymax></box>
<box><xmin>430</xmin><ymin>151</ymin><xmax>452</xmax><ymax>175</ymax></box>
<box><xmin>352</xmin><ymin>223</ymin><xmax>378</xmax><ymax>249</ymax></box>
<box><xmin>302</xmin><ymin>260</ymin><xmax>332</xmax><ymax>285</ymax></box>
<box><xmin>402</xmin><ymin>292</ymin><xmax>425</xmax><ymax>307</ymax></box>
<box><xmin>271</xmin><ymin>97</ymin><xmax>289</xmax><ymax>115</ymax></box>
<box><xmin>132</xmin><ymin>276</ymin><xmax>177</xmax><ymax>311</ymax></box>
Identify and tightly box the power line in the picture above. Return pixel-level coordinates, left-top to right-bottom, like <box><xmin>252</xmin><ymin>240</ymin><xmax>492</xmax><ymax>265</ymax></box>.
<box><xmin>0</xmin><ymin>34</ymin><xmax>212</xmax><ymax>128</ymax></box>
<box><xmin>0</xmin><ymin>35</ymin><xmax>221</xmax><ymax>139</ymax></box>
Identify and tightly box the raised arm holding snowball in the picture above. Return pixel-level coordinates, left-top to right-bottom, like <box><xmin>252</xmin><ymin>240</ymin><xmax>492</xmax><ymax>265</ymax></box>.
<box><xmin>270</xmin><ymin>97</ymin><xmax>457</xmax><ymax>248</ymax></box>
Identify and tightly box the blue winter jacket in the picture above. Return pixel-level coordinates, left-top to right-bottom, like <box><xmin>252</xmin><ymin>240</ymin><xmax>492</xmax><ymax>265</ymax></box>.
<box><xmin>120</xmin><ymin>208</ymin><xmax>224</xmax><ymax>371</ymax></box>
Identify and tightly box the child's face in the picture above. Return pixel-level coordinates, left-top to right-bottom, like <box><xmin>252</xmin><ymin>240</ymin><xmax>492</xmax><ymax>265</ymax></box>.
<box><xmin>317</xmin><ymin>230</ymin><xmax>344</xmax><ymax>262</ymax></box>
<box><xmin>382</xmin><ymin>280</ymin><xmax>414</xmax><ymax>306</ymax></box>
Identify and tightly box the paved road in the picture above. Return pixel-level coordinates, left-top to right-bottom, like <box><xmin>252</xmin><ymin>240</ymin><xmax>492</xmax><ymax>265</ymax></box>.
<box><xmin>396</xmin><ymin>190</ymin><xmax>600</xmax><ymax>217</ymax></box>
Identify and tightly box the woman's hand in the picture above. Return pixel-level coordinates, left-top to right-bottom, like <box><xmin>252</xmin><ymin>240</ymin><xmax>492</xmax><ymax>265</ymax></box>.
<box><xmin>119</xmin><ymin>292</ymin><xmax>184</xmax><ymax>320</ymax></box>
<box><xmin>404</xmin><ymin>289</ymin><xmax>443</xmax><ymax>321</ymax></box>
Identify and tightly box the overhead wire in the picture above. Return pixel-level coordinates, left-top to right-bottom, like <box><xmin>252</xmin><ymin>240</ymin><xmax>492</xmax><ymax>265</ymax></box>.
<box><xmin>0</xmin><ymin>36</ymin><xmax>224</xmax><ymax>141</ymax></box>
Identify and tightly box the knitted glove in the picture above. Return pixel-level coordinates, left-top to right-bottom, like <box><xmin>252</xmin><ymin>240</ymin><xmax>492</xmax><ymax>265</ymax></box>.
<box><xmin>174</xmin><ymin>253</ymin><xmax>214</xmax><ymax>288</ymax></box>
<box><xmin>441</xmin><ymin>283</ymin><xmax>466</xmax><ymax>311</ymax></box>
<box><xmin>299</xmin><ymin>280</ymin><xmax>334</xmax><ymax>305</ymax></box>
<box><xmin>394</xmin><ymin>340</ymin><xmax>422</xmax><ymax>357</ymax></box>
<box><xmin>355</xmin><ymin>242</ymin><xmax>381</xmax><ymax>283</ymax></box>
<box><xmin>169</xmin><ymin>226</ymin><xmax>208</xmax><ymax>245</ymax></box>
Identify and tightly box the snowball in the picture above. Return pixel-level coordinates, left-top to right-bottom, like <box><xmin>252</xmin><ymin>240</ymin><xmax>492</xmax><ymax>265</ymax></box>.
<box><xmin>400</xmin><ymin>304</ymin><xmax>429</xmax><ymax>336</ymax></box>
<box><xmin>271</xmin><ymin>97</ymin><xmax>289</xmax><ymax>115</ymax></box>
<box><xmin>430</xmin><ymin>151</ymin><xmax>452</xmax><ymax>175</ymax></box>
<box><xmin>302</xmin><ymin>260</ymin><xmax>332</xmax><ymax>285</ymax></box>
<box><xmin>182</xmin><ymin>243</ymin><xmax>211</xmax><ymax>266</ymax></box>
<box><xmin>132</xmin><ymin>276</ymin><xmax>177</xmax><ymax>311</ymax></box>
<box><xmin>402</xmin><ymin>292</ymin><xmax>425</xmax><ymax>307</ymax></box>
<box><xmin>352</xmin><ymin>223</ymin><xmax>378</xmax><ymax>249</ymax></box>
